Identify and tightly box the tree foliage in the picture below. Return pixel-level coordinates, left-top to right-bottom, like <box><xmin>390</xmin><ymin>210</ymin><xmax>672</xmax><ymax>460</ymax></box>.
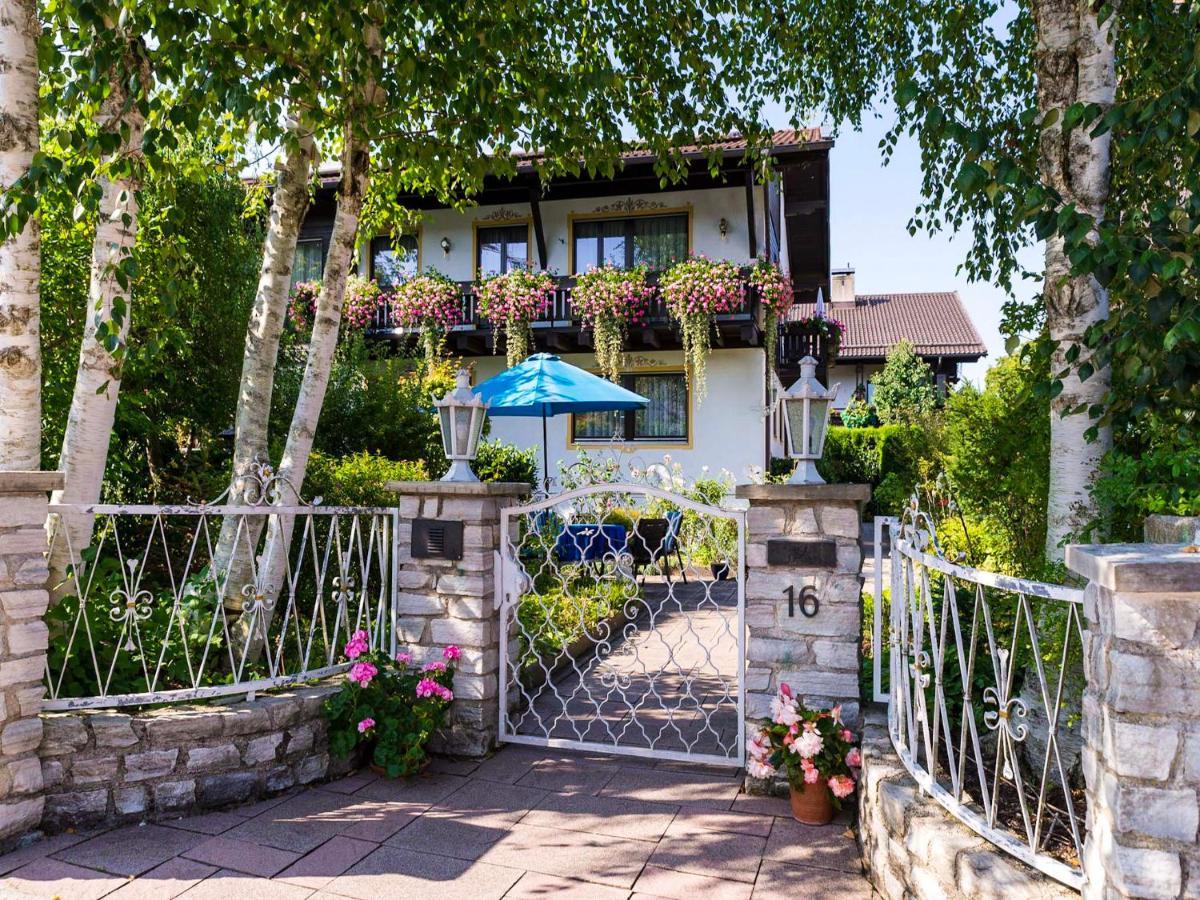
<box><xmin>870</xmin><ymin>340</ymin><xmax>937</xmax><ymax>424</ymax></box>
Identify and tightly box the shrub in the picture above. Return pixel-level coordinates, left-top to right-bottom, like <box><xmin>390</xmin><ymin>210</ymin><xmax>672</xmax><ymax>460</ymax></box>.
<box><xmin>839</xmin><ymin>398</ymin><xmax>878</xmax><ymax>428</ymax></box>
<box><xmin>871</xmin><ymin>339</ymin><xmax>937</xmax><ymax>424</ymax></box>
<box><xmin>817</xmin><ymin>425</ymin><xmax>925</xmax><ymax>515</ymax></box>
<box><xmin>1092</xmin><ymin>426</ymin><xmax>1200</xmax><ymax>541</ymax></box>
<box><xmin>305</xmin><ymin>451</ymin><xmax>429</xmax><ymax>506</ymax></box>
<box><xmin>472</xmin><ymin>439</ymin><xmax>538</xmax><ymax>486</ymax></box>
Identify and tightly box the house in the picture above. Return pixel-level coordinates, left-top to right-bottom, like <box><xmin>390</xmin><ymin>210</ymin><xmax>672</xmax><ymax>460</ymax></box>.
<box><xmin>295</xmin><ymin>129</ymin><xmax>986</xmax><ymax>481</ymax></box>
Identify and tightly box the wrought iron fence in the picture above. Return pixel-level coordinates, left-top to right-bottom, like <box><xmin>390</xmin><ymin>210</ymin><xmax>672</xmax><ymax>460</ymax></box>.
<box><xmin>887</xmin><ymin>502</ymin><xmax>1087</xmax><ymax>890</ymax></box>
<box><xmin>44</xmin><ymin>469</ymin><xmax>395</xmax><ymax>709</ymax></box>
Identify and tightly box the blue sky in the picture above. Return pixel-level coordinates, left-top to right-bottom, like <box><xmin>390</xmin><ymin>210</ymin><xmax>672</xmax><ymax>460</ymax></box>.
<box><xmin>807</xmin><ymin>113</ymin><xmax>1042</xmax><ymax>385</ymax></box>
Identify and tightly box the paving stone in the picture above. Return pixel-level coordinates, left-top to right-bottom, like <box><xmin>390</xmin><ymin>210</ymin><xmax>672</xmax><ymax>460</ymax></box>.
<box><xmin>516</xmin><ymin>758</ymin><xmax>619</xmax><ymax>794</ymax></box>
<box><xmin>275</xmin><ymin>835</ymin><xmax>377</xmax><ymax>890</ymax></box>
<box><xmin>0</xmin><ymin>830</ymin><xmax>91</xmax><ymax>877</ymax></box>
<box><xmin>333</xmin><ymin>798</ymin><xmax>427</xmax><ymax>842</ymax></box>
<box><xmin>599</xmin><ymin>767</ymin><xmax>741</xmax><ymax>810</ymax></box>
<box><xmin>648</xmin><ymin>830</ymin><xmax>766</xmax><ymax>884</ymax></box>
<box><xmin>182</xmin><ymin>835</ymin><xmax>302</xmax><ymax>878</ymax></box>
<box><xmin>385</xmin><ymin>807</ymin><xmax>522</xmax><ymax>860</ymax></box>
<box><xmin>51</xmin><ymin>823</ymin><xmax>199</xmax><ymax>877</ymax></box>
<box><xmin>664</xmin><ymin>808</ymin><xmax>775</xmax><ymax>838</ymax></box>
<box><xmin>104</xmin><ymin>855</ymin><xmax>218</xmax><ymax>900</ymax></box>
<box><xmin>424</xmin><ymin>755</ymin><xmax>480</xmax><ymax>777</ymax></box>
<box><xmin>479</xmin><ymin>821</ymin><xmax>656</xmax><ymax>888</ymax></box>
<box><xmin>352</xmin><ymin>771</ymin><xmax>468</xmax><ymax>805</ymax></box>
<box><xmin>730</xmin><ymin>792</ymin><xmax>793</xmax><ymax>818</ymax></box>
<box><xmin>508</xmin><ymin>871</ymin><xmax>634</xmax><ymax>899</ymax></box>
<box><xmin>762</xmin><ymin>818</ymin><xmax>862</xmax><ymax>874</ymax></box>
<box><xmin>313</xmin><ymin>769</ymin><xmax>378</xmax><ymax>796</ymax></box>
<box><xmin>324</xmin><ymin>844</ymin><xmax>524</xmax><ymax>900</ymax></box>
<box><xmin>224</xmin><ymin>790</ymin><xmax>348</xmax><ymax>853</ymax></box>
<box><xmin>471</xmin><ymin>745</ymin><xmax>557</xmax><ymax>784</ymax></box>
<box><xmin>634</xmin><ymin>863</ymin><xmax>754</xmax><ymax>900</ymax></box>
<box><xmin>523</xmin><ymin>790</ymin><xmax>678</xmax><ymax>842</ymax></box>
<box><xmin>160</xmin><ymin>810</ymin><xmax>245</xmax><ymax>835</ymax></box>
<box><xmin>0</xmin><ymin>857</ymin><xmax>128</xmax><ymax>900</ymax></box>
<box><xmin>432</xmin><ymin>776</ymin><xmax>548</xmax><ymax>816</ymax></box>
<box><xmin>173</xmin><ymin>867</ymin><xmax>313</xmax><ymax>899</ymax></box>
<box><xmin>752</xmin><ymin>858</ymin><xmax>875</xmax><ymax>899</ymax></box>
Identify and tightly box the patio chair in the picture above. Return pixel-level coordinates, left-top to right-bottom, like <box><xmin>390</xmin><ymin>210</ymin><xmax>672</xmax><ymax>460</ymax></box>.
<box><xmin>628</xmin><ymin>512</ymin><xmax>687</xmax><ymax>584</ymax></box>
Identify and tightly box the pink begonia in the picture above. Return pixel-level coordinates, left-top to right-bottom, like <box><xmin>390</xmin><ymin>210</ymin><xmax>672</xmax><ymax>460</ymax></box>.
<box><xmin>793</xmin><ymin>730</ymin><xmax>824</xmax><ymax>759</ymax></box>
<box><xmin>841</xmin><ymin>728</ymin><xmax>854</xmax><ymax>742</ymax></box>
<box><xmin>828</xmin><ymin>774</ymin><xmax>856</xmax><ymax>799</ymax></box>
<box><xmin>423</xmin><ymin>661</ymin><xmax>447</xmax><ymax>672</ymax></box>
<box><xmin>348</xmin><ymin>661</ymin><xmax>378</xmax><ymax>687</ymax></box>
<box><xmin>357</xmin><ymin>717</ymin><xmax>375</xmax><ymax>734</ymax></box>
<box><xmin>801</xmin><ymin>759</ymin><xmax>820</xmax><ymax>784</ymax></box>
<box><xmin>779</xmin><ymin>682</ymin><xmax>793</xmax><ymax>699</ymax></box>
<box><xmin>770</xmin><ymin>694</ymin><xmax>800</xmax><ymax>728</ymax></box>
<box><xmin>748</xmin><ymin>731</ymin><xmax>771</xmax><ymax>761</ymax></box>
<box><xmin>747</xmin><ymin>757</ymin><xmax>775</xmax><ymax>779</ymax></box>
<box><xmin>442</xmin><ymin>645</ymin><xmax>462</xmax><ymax>661</ymax></box>
<box><xmin>846</xmin><ymin>747</ymin><xmax>862</xmax><ymax>768</ymax></box>
<box><xmin>344</xmin><ymin>629</ymin><xmax>370</xmax><ymax>660</ymax></box>
<box><xmin>395</xmin><ymin>651</ymin><xmax>412</xmax><ymax>665</ymax></box>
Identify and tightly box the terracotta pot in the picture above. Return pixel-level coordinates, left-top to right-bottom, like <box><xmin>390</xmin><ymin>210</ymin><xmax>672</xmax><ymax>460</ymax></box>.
<box><xmin>789</xmin><ymin>780</ymin><xmax>834</xmax><ymax>825</ymax></box>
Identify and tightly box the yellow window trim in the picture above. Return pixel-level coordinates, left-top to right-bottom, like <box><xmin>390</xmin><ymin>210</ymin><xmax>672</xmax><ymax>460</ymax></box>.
<box><xmin>567</xmin><ymin>364</ymin><xmax>693</xmax><ymax>451</ymax></box>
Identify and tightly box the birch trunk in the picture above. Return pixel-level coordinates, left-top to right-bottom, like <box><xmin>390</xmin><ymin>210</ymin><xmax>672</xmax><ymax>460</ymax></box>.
<box><xmin>231</xmin><ymin>126</ymin><xmax>369</xmax><ymax>658</ymax></box>
<box><xmin>1034</xmin><ymin>0</ymin><xmax>1115</xmax><ymax>558</ymax></box>
<box><xmin>212</xmin><ymin>130</ymin><xmax>317</xmax><ymax>624</ymax></box>
<box><xmin>48</xmin><ymin>69</ymin><xmax>146</xmax><ymax>590</ymax></box>
<box><xmin>0</xmin><ymin>0</ymin><xmax>41</xmax><ymax>470</ymax></box>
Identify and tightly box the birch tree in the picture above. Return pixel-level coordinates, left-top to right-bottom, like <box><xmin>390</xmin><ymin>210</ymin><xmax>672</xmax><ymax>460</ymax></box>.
<box><xmin>0</xmin><ymin>0</ymin><xmax>41</xmax><ymax>470</ymax></box>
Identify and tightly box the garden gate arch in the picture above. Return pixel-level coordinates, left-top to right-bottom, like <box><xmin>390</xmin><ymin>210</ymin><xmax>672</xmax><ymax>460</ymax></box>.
<box><xmin>495</xmin><ymin>482</ymin><xmax>746</xmax><ymax>767</ymax></box>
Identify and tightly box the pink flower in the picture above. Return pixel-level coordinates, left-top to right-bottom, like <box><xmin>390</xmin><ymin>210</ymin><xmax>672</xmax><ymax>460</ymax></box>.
<box><xmin>801</xmin><ymin>759</ymin><xmax>820</xmax><ymax>784</ymax></box>
<box><xmin>779</xmin><ymin>682</ymin><xmax>793</xmax><ymax>699</ymax></box>
<box><xmin>348</xmin><ymin>662</ymin><xmax>378</xmax><ymax>687</ymax></box>
<box><xmin>423</xmin><ymin>661</ymin><xmax>447</xmax><ymax>673</ymax></box>
<box><xmin>747</xmin><ymin>757</ymin><xmax>775</xmax><ymax>779</ymax></box>
<box><xmin>395</xmin><ymin>651</ymin><xmax>412</xmax><ymax>665</ymax></box>
<box><xmin>846</xmin><ymin>748</ymin><xmax>862</xmax><ymax>768</ymax></box>
<box><xmin>828</xmin><ymin>774</ymin><xmax>856</xmax><ymax>799</ymax></box>
<box><xmin>841</xmin><ymin>729</ymin><xmax>854</xmax><ymax>742</ymax></box>
<box><xmin>416</xmin><ymin>678</ymin><xmax>454</xmax><ymax>702</ymax></box>
<box><xmin>793</xmin><ymin>730</ymin><xmax>824</xmax><ymax>759</ymax></box>
<box><xmin>831</xmin><ymin>704</ymin><xmax>842</xmax><ymax>724</ymax></box>
<box><xmin>442</xmin><ymin>645</ymin><xmax>462</xmax><ymax>661</ymax></box>
<box><xmin>344</xmin><ymin>629</ymin><xmax>370</xmax><ymax>660</ymax></box>
<box><xmin>357</xmin><ymin>717</ymin><xmax>375</xmax><ymax>734</ymax></box>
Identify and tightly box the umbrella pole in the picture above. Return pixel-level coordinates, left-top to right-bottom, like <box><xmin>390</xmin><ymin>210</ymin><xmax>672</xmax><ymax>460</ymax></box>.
<box><xmin>542</xmin><ymin>412</ymin><xmax>550</xmax><ymax>493</ymax></box>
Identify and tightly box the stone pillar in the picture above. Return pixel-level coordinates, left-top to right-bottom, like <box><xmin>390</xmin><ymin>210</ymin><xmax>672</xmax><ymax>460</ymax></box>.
<box><xmin>0</xmin><ymin>471</ymin><xmax>61</xmax><ymax>844</ymax></box>
<box><xmin>385</xmin><ymin>480</ymin><xmax>530</xmax><ymax>757</ymax></box>
<box><xmin>734</xmin><ymin>483</ymin><xmax>870</xmax><ymax>755</ymax></box>
<box><xmin>1066</xmin><ymin>543</ymin><xmax>1200</xmax><ymax>900</ymax></box>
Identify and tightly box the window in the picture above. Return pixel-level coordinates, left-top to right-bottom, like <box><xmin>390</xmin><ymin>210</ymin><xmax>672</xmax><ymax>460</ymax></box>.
<box><xmin>476</xmin><ymin>224</ymin><xmax>530</xmax><ymax>276</ymax></box>
<box><xmin>572</xmin><ymin>213</ymin><xmax>688</xmax><ymax>274</ymax></box>
<box><xmin>292</xmin><ymin>239</ymin><xmax>325</xmax><ymax>287</ymax></box>
<box><xmin>573</xmin><ymin>372</ymin><xmax>688</xmax><ymax>443</ymax></box>
<box><xmin>370</xmin><ymin>234</ymin><xmax>419</xmax><ymax>288</ymax></box>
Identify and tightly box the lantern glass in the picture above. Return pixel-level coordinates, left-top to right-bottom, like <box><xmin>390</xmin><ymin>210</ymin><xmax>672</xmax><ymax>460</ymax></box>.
<box><xmin>438</xmin><ymin>406</ymin><xmax>454</xmax><ymax>456</ymax></box>
<box><xmin>782</xmin><ymin>355</ymin><xmax>836</xmax><ymax>484</ymax></box>
<box><xmin>433</xmin><ymin>368</ymin><xmax>488</xmax><ymax>482</ymax></box>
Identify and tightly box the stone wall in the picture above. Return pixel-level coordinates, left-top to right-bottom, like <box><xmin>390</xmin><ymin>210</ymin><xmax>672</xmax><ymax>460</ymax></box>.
<box><xmin>37</xmin><ymin>684</ymin><xmax>345</xmax><ymax>832</ymax></box>
<box><xmin>0</xmin><ymin>472</ymin><xmax>62</xmax><ymax>845</ymax></box>
<box><xmin>386</xmin><ymin>480</ymin><xmax>530</xmax><ymax>757</ymax></box>
<box><xmin>857</xmin><ymin>707</ymin><xmax>1076</xmax><ymax>900</ymax></box>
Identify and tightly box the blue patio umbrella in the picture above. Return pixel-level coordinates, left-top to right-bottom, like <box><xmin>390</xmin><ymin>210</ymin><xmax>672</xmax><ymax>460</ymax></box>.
<box><xmin>472</xmin><ymin>353</ymin><xmax>648</xmax><ymax>489</ymax></box>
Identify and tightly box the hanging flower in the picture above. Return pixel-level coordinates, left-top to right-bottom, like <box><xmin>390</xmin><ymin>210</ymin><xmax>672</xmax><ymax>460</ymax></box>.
<box><xmin>287</xmin><ymin>281</ymin><xmax>321</xmax><ymax>331</ymax></box>
<box><xmin>749</xmin><ymin>258</ymin><xmax>793</xmax><ymax>374</ymax></box>
<box><xmin>782</xmin><ymin>313</ymin><xmax>845</xmax><ymax>369</ymax></box>
<box><xmin>287</xmin><ymin>276</ymin><xmax>387</xmax><ymax>334</ymax></box>
<box><xmin>828</xmin><ymin>774</ymin><xmax>856</xmax><ymax>799</ymax></box>
<box><xmin>475</xmin><ymin>269</ymin><xmax>556</xmax><ymax>366</ymax></box>
<box><xmin>659</xmin><ymin>255</ymin><xmax>744</xmax><ymax>401</ymax></box>
<box><xmin>357</xmin><ymin>717</ymin><xmax>376</xmax><ymax>734</ymax></box>
<box><xmin>570</xmin><ymin>264</ymin><xmax>655</xmax><ymax>380</ymax></box>
<box><xmin>390</xmin><ymin>270</ymin><xmax>464</xmax><ymax>366</ymax></box>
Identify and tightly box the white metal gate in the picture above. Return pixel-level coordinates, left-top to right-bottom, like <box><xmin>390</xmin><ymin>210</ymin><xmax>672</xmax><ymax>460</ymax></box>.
<box><xmin>496</xmin><ymin>483</ymin><xmax>745</xmax><ymax>767</ymax></box>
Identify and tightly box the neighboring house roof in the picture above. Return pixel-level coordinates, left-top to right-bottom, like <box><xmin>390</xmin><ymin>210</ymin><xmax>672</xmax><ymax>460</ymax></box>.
<box><xmin>313</xmin><ymin>128</ymin><xmax>827</xmax><ymax>181</ymax></box>
<box><xmin>786</xmin><ymin>292</ymin><xmax>988</xmax><ymax>361</ymax></box>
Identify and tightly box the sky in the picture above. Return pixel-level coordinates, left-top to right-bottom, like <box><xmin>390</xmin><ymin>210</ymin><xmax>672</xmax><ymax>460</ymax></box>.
<box><xmin>804</xmin><ymin>112</ymin><xmax>1043</xmax><ymax>385</ymax></box>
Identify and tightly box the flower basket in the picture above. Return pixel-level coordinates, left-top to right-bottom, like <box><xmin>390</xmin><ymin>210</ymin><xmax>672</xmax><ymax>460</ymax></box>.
<box><xmin>323</xmin><ymin>632</ymin><xmax>462</xmax><ymax>779</ymax></box>
<box><xmin>288</xmin><ymin>276</ymin><xmax>384</xmax><ymax>334</ymax></box>
<box><xmin>749</xmin><ymin>259</ymin><xmax>794</xmax><ymax>373</ymax></box>
<box><xmin>570</xmin><ymin>264</ymin><xmax>654</xmax><ymax>380</ymax></box>
<box><xmin>747</xmin><ymin>683</ymin><xmax>861</xmax><ymax>824</ymax></box>
<box><xmin>780</xmin><ymin>313</ymin><xmax>844</xmax><ymax>369</ymax></box>
<box><xmin>659</xmin><ymin>255</ymin><xmax>743</xmax><ymax>401</ymax></box>
<box><xmin>475</xmin><ymin>269</ymin><xmax>556</xmax><ymax>366</ymax></box>
<box><xmin>389</xmin><ymin>270</ymin><xmax>464</xmax><ymax>365</ymax></box>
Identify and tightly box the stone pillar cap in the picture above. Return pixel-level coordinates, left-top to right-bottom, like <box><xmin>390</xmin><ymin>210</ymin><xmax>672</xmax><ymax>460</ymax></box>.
<box><xmin>383</xmin><ymin>480</ymin><xmax>532</xmax><ymax>497</ymax></box>
<box><xmin>0</xmin><ymin>470</ymin><xmax>65</xmax><ymax>493</ymax></box>
<box><xmin>1066</xmin><ymin>542</ymin><xmax>1200</xmax><ymax>592</ymax></box>
<box><xmin>734</xmin><ymin>483</ymin><xmax>871</xmax><ymax>503</ymax></box>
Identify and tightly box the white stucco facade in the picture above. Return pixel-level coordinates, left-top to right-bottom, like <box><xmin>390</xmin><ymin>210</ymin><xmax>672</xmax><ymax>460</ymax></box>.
<box><xmin>472</xmin><ymin>347</ymin><xmax>769</xmax><ymax>485</ymax></box>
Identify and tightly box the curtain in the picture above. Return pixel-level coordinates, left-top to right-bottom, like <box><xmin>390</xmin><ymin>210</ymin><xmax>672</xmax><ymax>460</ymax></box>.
<box><xmin>633</xmin><ymin>215</ymin><xmax>687</xmax><ymax>270</ymax></box>
<box><xmin>292</xmin><ymin>239</ymin><xmax>324</xmax><ymax>287</ymax></box>
<box><xmin>633</xmin><ymin>374</ymin><xmax>687</xmax><ymax>439</ymax></box>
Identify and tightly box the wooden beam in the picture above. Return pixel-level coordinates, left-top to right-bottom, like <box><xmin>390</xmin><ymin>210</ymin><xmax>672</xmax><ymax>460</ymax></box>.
<box><xmin>744</xmin><ymin>166</ymin><xmax>757</xmax><ymax>259</ymax></box>
<box><xmin>529</xmin><ymin>189</ymin><xmax>548</xmax><ymax>270</ymax></box>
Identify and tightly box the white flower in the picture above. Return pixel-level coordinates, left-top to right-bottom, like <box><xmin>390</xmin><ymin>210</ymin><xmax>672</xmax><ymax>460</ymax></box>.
<box><xmin>748</xmin><ymin>731</ymin><xmax>771</xmax><ymax>760</ymax></box>
<box><xmin>793</xmin><ymin>730</ymin><xmax>824</xmax><ymax>759</ymax></box>
<box><xmin>747</xmin><ymin>757</ymin><xmax>776</xmax><ymax>779</ymax></box>
<box><xmin>770</xmin><ymin>695</ymin><xmax>800</xmax><ymax>727</ymax></box>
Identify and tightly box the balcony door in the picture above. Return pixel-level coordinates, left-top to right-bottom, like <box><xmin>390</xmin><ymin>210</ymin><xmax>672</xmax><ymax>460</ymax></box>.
<box><xmin>571</xmin><ymin>213</ymin><xmax>688</xmax><ymax>274</ymax></box>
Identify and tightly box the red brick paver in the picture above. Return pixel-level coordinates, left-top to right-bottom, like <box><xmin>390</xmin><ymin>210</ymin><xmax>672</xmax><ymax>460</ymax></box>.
<box><xmin>0</xmin><ymin>745</ymin><xmax>873</xmax><ymax>899</ymax></box>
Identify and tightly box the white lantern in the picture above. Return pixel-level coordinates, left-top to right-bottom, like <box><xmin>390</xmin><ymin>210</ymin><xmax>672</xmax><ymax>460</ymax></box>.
<box><xmin>433</xmin><ymin>368</ymin><xmax>488</xmax><ymax>482</ymax></box>
<box><xmin>782</xmin><ymin>356</ymin><xmax>837</xmax><ymax>484</ymax></box>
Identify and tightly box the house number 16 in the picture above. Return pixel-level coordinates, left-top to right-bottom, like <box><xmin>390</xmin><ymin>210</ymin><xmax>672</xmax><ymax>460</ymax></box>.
<box><xmin>783</xmin><ymin>585</ymin><xmax>819</xmax><ymax>618</ymax></box>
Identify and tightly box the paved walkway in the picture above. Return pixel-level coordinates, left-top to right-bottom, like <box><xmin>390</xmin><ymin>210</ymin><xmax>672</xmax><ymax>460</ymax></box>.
<box><xmin>0</xmin><ymin>745</ymin><xmax>872</xmax><ymax>899</ymax></box>
<box><xmin>514</xmin><ymin>580</ymin><xmax>740</xmax><ymax>759</ymax></box>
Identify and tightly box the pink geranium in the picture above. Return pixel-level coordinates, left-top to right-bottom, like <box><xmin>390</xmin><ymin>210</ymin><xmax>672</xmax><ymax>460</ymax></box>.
<box><xmin>395</xmin><ymin>651</ymin><xmax>412</xmax><ymax>665</ymax></box>
<box><xmin>442</xmin><ymin>645</ymin><xmax>462</xmax><ymax>661</ymax></box>
<box><xmin>344</xmin><ymin>629</ymin><xmax>370</xmax><ymax>660</ymax></box>
<box><xmin>423</xmin><ymin>661</ymin><xmax>446</xmax><ymax>673</ymax></box>
<box><xmin>348</xmin><ymin>661</ymin><xmax>378</xmax><ymax>687</ymax></box>
<box><xmin>357</xmin><ymin>717</ymin><xmax>375</xmax><ymax>734</ymax></box>
<box><xmin>415</xmin><ymin>678</ymin><xmax>453</xmax><ymax>702</ymax></box>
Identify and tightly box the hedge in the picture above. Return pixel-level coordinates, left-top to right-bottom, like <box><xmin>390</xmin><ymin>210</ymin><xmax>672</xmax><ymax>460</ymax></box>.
<box><xmin>791</xmin><ymin>425</ymin><xmax>926</xmax><ymax>515</ymax></box>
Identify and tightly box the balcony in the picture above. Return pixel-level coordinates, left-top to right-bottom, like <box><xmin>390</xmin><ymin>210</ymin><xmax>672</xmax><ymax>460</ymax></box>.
<box><xmin>367</xmin><ymin>273</ymin><xmax>767</xmax><ymax>357</ymax></box>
